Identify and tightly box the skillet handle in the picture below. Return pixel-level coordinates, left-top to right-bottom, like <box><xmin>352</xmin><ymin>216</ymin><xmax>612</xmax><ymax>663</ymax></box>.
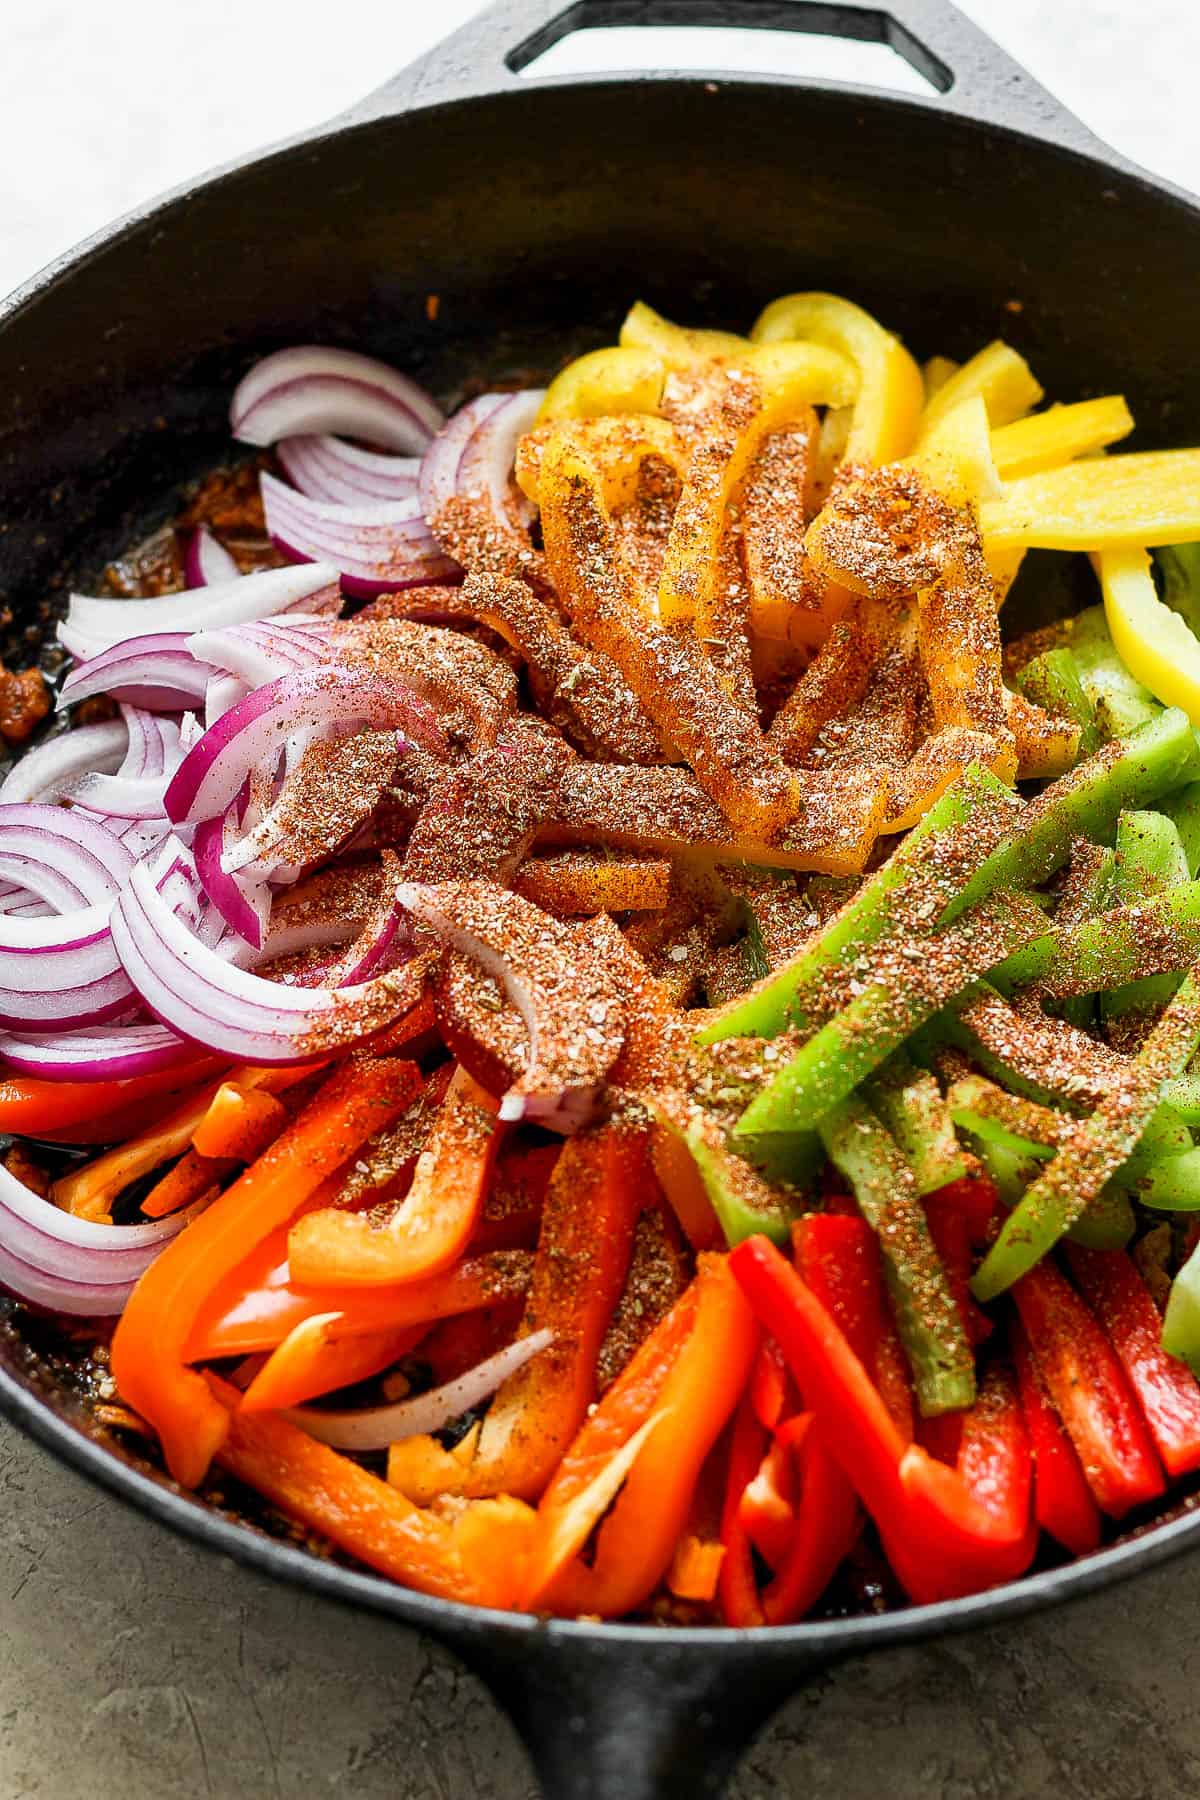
<box><xmin>351</xmin><ymin>0</ymin><xmax>1116</xmax><ymax>162</ymax></box>
<box><xmin>446</xmin><ymin>1626</ymin><xmax>821</xmax><ymax>1799</ymax></box>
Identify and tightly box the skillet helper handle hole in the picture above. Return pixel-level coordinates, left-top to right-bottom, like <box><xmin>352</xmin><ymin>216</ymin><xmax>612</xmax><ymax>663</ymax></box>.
<box><xmin>448</xmin><ymin>1630</ymin><xmax>815</xmax><ymax>1800</ymax></box>
<box><xmin>356</xmin><ymin>0</ymin><xmax>1115</xmax><ymax>161</ymax></box>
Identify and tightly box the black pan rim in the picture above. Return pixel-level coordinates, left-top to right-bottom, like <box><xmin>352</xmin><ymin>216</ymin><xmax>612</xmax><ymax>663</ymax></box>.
<box><xmin>4</xmin><ymin>60</ymin><xmax>1200</xmax><ymax>1654</ymax></box>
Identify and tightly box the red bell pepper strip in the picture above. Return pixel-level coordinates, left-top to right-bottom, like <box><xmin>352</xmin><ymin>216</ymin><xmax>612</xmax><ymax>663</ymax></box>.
<box><xmin>731</xmin><ymin>1236</ymin><xmax>1035</xmax><ymax>1604</ymax></box>
<box><xmin>718</xmin><ymin>1388</ymin><xmax>771</xmax><ymax>1627</ymax></box>
<box><xmin>927</xmin><ymin>1172</ymin><xmax>999</xmax><ymax>1247</ymax></box>
<box><xmin>0</xmin><ymin>1061</ymin><xmax>222</xmax><ymax>1136</ymax></box>
<box><xmin>738</xmin><ymin>1424</ymin><xmax>805</xmax><ymax>1569</ymax></box>
<box><xmin>1012</xmin><ymin>1261</ymin><xmax>1165</xmax><ymax>1517</ymax></box>
<box><xmin>761</xmin><ymin>1420</ymin><xmax>862</xmax><ymax>1625</ymax></box>
<box><xmin>923</xmin><ymin>1190</ymin><xmax>993</xmax><ymax>1347</ymax></box>
<box><xmin>793</xmin><ymin>1214</ymin><xmax>914</xmax><ymax>1440</ymax></box>
<box><xmin>1065</xmin><ymin>1245</ymin><xmax>1200</xmax><ymax>1478</ymax></box>
<box><xmin>749</xmin><ymin>1337</ymin><xmax>791</xmax><ymax>1432</ymax></box>
<box><xmin>112</xmin><ymin>1056</ymin><xmax>424</xmax><ymax>1486</ymax></box>
<box><xmin>1011</xmin><ymin>1318</ymin><xmax>1102</xmax><ymax>1555</ymax></box>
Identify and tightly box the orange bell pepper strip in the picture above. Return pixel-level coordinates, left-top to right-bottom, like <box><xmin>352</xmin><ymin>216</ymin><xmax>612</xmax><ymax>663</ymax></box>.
<box><xmin>111</xmin><ymin>1055</ymin><xmax>423</xmax><ymax>1487</ymax></box>
<box><xmin>525</xmin><ymin>1253</ymin><xmax>758</xmax><ymax>1617</ymax></box>
<box><xmin>666</xmin><ymin>1532</ymin><xmax>726</xmax><ymax>1604</ymax></box>
<box><xmin>286</xmin><ymin>1066</ymin><xmax>501</xmax><ymax>1288</ymax></box>
<box><xmin>211</xmin><ymin>1382</ymin><xmax>536</xmax><ymax>1609</ymax></box>
<box><xmin>140</xmin><ymin>1149</ymin><xmax>230</xmax><ymax>1221</ymax></box>
<box><xmin>369</xmin><ymin>994</ymin><xmax>438</xmax><ymax>1055</ymax></box>
<box><xmin>188</xmin><ymin>1247</ymin><xmax>533</xmax><ymax>1361</ymax></box>
<box><xmin>238</xmin><ymin>1314</ymin><xmax>425</xmax><ymax>1413</ymax></box>
<box><xmin>468</xmin><ymin>1139</ymin><xmax>558</xmax><ymax>1253</ymax></box>
<box><xmin>0</xmin><ymin>1061</ymin><xmax>222</xmax><ymax>1136</ymax></box>
<box><xmin>415</xmin><ymin>1117</ymin><xmax>647</xmax><ymax>1502</ymax></box>
<box><xmin>142</xmin><ymin>1086</ymin><xmax>290</xmax><ymax>1219</ymax></box>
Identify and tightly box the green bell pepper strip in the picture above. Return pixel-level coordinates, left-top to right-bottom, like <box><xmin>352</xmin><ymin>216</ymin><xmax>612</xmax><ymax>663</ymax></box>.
<box><xmin>1101</xmin><ymin>809</ymin><xmax>1190</xmax><ymax>1026</ymax></box>
<box><xmin>947</xmin><ymin>1070</ymin><xmax>1185</xmax><ymax>1185</ymax></box>
<box><xmin>1162</xmin><ymin>1068</ymin><xmax>1200</xmax><ymax>1122</ymax></box>
<box><xmin>1162</xmin><ymin>782</ymin><xmax>1200</xmax><ymax>880</ymax></box>
<box><xmin>947</xmin><ymin>707</ymin><xmax>1200</xmax><ymax>925</ymax></box>
<box><xmin>643</xmin><ymin>1091</ymin><xmax>814</xmax><ymax>1248</ymax></box>
<box><xmin>866</xmin><ymin>1050</ymin><xmax>968</xmax><ymax>1196</ymax></box>
<box><xmin>992</xmin><ymin>878</ymin><xmax>1200</xmax><ymax>998</ymax></box>
<box><xmin>1015</xmin><ymin>646</ymin><xmax>1100</xmax><ymax>759</ymax></box>
<box><xmin>966</xmin><ymin>1131</ymin><xmax>1135</xmax><ymax>1250</ymax></box>
<box><xmin>1128</xmin><ymin>1147</ymin><xmax>1200</xmax><ymax>1212</ymax></box>
<box><xmin>733</xmin><ymin>894</ymin><xmax>1046</xmax><ymax>1140</ymax></box>
<box><xmin>971</xmin><ymin>969</ymin><xmax>1200</xmax><ymax>1301</ymax></box>
<box><xmin>697</xmin><ymin>766</ymin><xmax>1019</xmax><ymax>1046</ymax></box>
<box><xmin>817</xmin><ymin>1092</ymin><xmax>975</xmax><ymax>1416</ymax></box>
<box><xmin>1052</xmin><ymin>842</ymin><xmax>1116</xmax><ymax>1032</ymax></box>
<box><xmin>1069</xmin><ymin>602</ymin><xmax>1162</xmax><ymax>740</ymax></box>
<box><xmin>1163</xmin><ymin>1235</ymin><xmax>1200</xmax><ymax>1375</ymax></box>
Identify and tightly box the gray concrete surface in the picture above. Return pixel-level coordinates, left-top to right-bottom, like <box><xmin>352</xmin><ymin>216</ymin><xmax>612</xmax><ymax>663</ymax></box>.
<box><xmin>5</xmin><ymin>2</ymin><xmax>1200</xmax><ymax>1796</ymax></box>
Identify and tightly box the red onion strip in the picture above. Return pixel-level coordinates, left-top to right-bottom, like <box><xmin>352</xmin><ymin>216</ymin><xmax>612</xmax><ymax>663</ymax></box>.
<box><xmin>182</xmin><ymin>524</ymin><xmax>240</xmax><ymax>588</ymax></box>
<box><xmin>277</xmin><ymin>434</ymin><xmax>420</xmax><ymax>504</ymax></box>
<box><xmin>60</xmin><ymin>563</ymin><xmax>342</xmax><ymax>657</ymax></box>
<box><xmin>0</xmin><ymin>720</ymin><xmax>128</xmax><ymax>806</ymax></box>
<box><xmin>231</xmin><ymin>346</ymin><xmax>444</xmax><ymax>455</ymax></box>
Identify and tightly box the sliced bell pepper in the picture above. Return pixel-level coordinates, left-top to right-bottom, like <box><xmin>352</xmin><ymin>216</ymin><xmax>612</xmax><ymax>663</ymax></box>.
<box><xmin>666</xmin><ymin>1532</ymin><xmax>726</xmax><ymax>1604</ymax></box>
<box><xmin>761</xmin><ymin>1418</ymin><xmax>863</xmax><ymax>1625</ymax></box>
<box><xmin>750</xmin><ymin>291</ymin><xmax>923</xmax><ymax>465</ymax></box>
<box><xmin>526</xmin><ymin>1253</ymin><xmax>759</xmax><ymax>1617</ymax></box>
<box><xmin>793</xmin><ymin>1212</ymin><xmax>915</xmax><ymax>1440</ymax></box>
<box><xmin>1100</xmin><ymin>543</ymin><xmax>1200</xmax><ymax>727</ymax></box>
<box><xmin>238</xmin><ymin>1313</ymin><xmax>425</xmax><ymax>1413</ymax></box>
<box><xmin>979</xmin><ymin>451</ymin><xmax>1200</xmax><ymax>553</ymax></box>
<box><xmin>918</xmin><ymin>340</ymin><xmax>1043</xmax><ymax>437</ymax></box>
<box><xmin>649</xmin><ymin>1119</ymin><xmax>724</xmax><ymax>1251</ymax></box>
<box><xmin>140</xmin><ymin>1148</ymin><xmax>229</xmax><ymax>1221</ymax></box>
<box><xmin>0</xmin><ymin>1061</ymin><xmax>221</xmax><ymax>1136</ymax></box>
<box><xmin>286</xmin><ymin>1066</ymin><xmax>501</xmax><ymax>1287</ymax></box>
<box><xmin>1011</xmin><ymin>1261</ymin><xmax>1165</xmax><ymax>1517</ymax></box>
<box><xmin>620</xmin><ymin>299</ymin><xmax>751</xmax><ymax>367</ymax></box>
<box><xmin>731</xmin><ymin>1235</ymin><xmax>1035</xmax><ymax>1604</ymax></box>
<box><xmin>468</xmin><ymin>1138</ymin><xmax>558</xmax><ymax>1253</ymax></box>
<box><xmin>749</xmin><ymin>1337</ymin><xmax>791</xmax><ymax>1432</ymax></box>
<box><xmin>1065</xmin><ymin>1245</ymin><xmax>1200</xmax><ymax>1477</ymax></box>
<box><xmin>142</xmin><ymin>1084</ymin><xmax>290</xmax><ymax>1219</ymax></box>
<box><xmin>537</xmin><ymin>345</ymin><xmax>665</xmax><ymax>422</ymax></box>
<box><xmin>990</xmin><ymin>396</ymin><xmax>1133</xmax><ymax>480</ymax></box>
<box><xmin>411</xmin><ymin>1118</ymin><xmax>647</xmax><ymax>1502</ymax></box>
<box><xmin>718</xmin><ymin>1387</ymin><xmax>773</xmax><ymax>1627</ymax></box>
<box><xmin>738</xmin><ymin>1424</ymin><xmax>806</xmax><ymax>1569</ymax></box>
<box><xmin>112</xmin><ymin>1056</ymin><xmax>424</xmax><ymax>1486</ymax></box>
<box><xmin>922</xmin><ymin>1188</ymin><xmax>993</xmax><ymax>1348</ymax></box>
<box><xmin>212</xmin><ymin>1382</ymin><xmax>536</xmax><ymax>1609</ymax></box>
<box><xmin>1011</xmin><ymin>1318</ymin><xmax>1102</xmax><ymax>1555</ymax></box>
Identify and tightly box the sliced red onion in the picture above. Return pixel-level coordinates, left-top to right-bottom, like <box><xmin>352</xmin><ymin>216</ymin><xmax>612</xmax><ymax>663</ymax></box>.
<box><xmin>180</xmin><ymin>713</ymin><xmax>206</xmax><ymax>752</ymax></box>
<box><xmin>165</xmin><ymin>665</ymin><xmax>446</xmax><ymax>827</ymax></box>
<box><xmin>0</xmin><ymin>900</ymin><xmax>134</xmax><ymax>1032</ymax></box>
<box><xmin>231</xmin><ymin>347</ymin><xmax>444</xmax><ymax>454</ymax></box>
<box><xmin>286</xmin><ymin>1329</ymin><xmax>555</xmax><ymax>1450</ymax></box>
<box><xmin>277</xmin><ymin>434</ymin><xmax>420</xmax><ymax>504</ymax></box>
<box><xmin>456</xmin><ymin>390</ymin><xmax>545</xmax><ymax>529</ymax></box>
<box><xmin>58</xmin><ymin>634</ymin><xmax>217</xmax><ymax>713</ymax></box>
<box><xmin>396</xmin><ymin>880</ymin><xmax>625</xmax><ymax>1134</ymax></box>
<box><xmin>193</xmin><ymin>812</ymin><xmax>271</xmax><ymax>949</ymax></box>
<box><xmin>188</xmin><ymin>618</ymin><xmax>333</xmax><ymax>690</ymax></box>
<box><xmin>182</xmin><ymin>524</ymin><xmax>240</xmax><ymax>589</ymax></box>
<box><xmin>0</xmin><ymin>1159</ymin><xmax>211</xmax><ymax>1316</ymax></box>
<box><xmin>59</xmin><ymin>563</ymin><xmax>342</xmax><ymax>658</ymax></box>
<box><xmin>112</xmin><ymin>841</ymin><xmax>428</xmax><ymax>1064</ymax></box>
<box><xmin>0</xmin><ymin>894</ymin><xmax>52</xmax><ymax>920</ymax></box>
<box><xmin>0</xmin><ymin>806</ymin><xmax>134</xmax><ymax>910</ymax></box>
<box><xmin>262</xmin><ymin>473</ymin><xmax>458</xmax><ymax>598</ymax></box>
<box><xmin>205</xmin><ymin>675</ymin><xmax>248</xmax><ymax>728</ymax></box>
<box><xmin>418</xmin><ymin>394</ymin><xmax>508</xmax><ymax>526</ymax></box>
<box><xmin>0</xmin><ymin>720</ymin><xmax>128</xmax><ymax>806</ymax></box>
<box><xmin>0</xmin><ymin>1021</ymin><xmax>199</xmax><ymax>1080</ymax></box>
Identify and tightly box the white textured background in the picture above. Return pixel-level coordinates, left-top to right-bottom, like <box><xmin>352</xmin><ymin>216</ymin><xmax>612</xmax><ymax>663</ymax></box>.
<box><xmin>3</xmin><ymin>1</ymin><xmax>1200</xmax><ymax>301</ymax></box>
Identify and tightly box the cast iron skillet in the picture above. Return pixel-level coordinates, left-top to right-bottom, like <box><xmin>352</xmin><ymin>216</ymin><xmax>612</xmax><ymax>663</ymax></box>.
<box><xmin>4</xmin><ymin>2</ymin><xmax>1200</xmax><ymax>1793</ymax></box>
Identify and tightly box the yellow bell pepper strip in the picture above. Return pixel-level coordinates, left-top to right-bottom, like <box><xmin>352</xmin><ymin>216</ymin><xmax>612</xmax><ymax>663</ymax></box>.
<box><xmin>979</xmin><ymin>450</ymin><xmax>1200</xmax><ymax>553</ymax></box>
<box><xmin>52</xmin><ymin>1085</ymin><xmax>226</xmax><ymax>1222</ymax></box>
<box><xmin>1099</xmin><ymin>544</ymin><xmax>1200</xmax><ymax>724</ymax></box>
<box><xmin>918</xmin><ymin>339</ymin><xmax>1044</xmax><ymax>437</ymax></box>
<box><xmin>730</xmin><ymin>1236</ymin><xmax>1036</xmax><ymax>1604</ymax></box>
<box><xmin>656</xmin><ymin>350</ymin><xmax>855</xmax><ymax>628</ymax></box>
<box><xmin>523</xmin><ymin>1253</ymin><xmax>758</xmax><ymax>1616</ymax></box>
<box><xmin>538</xmin><ymin>434</ymin><xmax>802</xmax><ymax>840</ymax></box>
<box><xmin>400</xmin><ymin>1117</ymin><xmax>647</xmax><ymax>1503</ymax></box>
<box><xmin>619</xmin><ymin>299</ymin><xmax>752</xmax><ymax>367</ymax></box>
<box><xmin>542</xmin><ymin>758</ymin><xmax>888</xmax><ymax>875</ymax></box>
<box><xmin>666</xmin><ymin>1532</ymin><xmax>725</xmax><ymax>1603</ymax></box>
<box><xmin>211</xmin><ymin>1380</ymin><xmax>537</xmax><ymax>1609</ymax></box>
<box><xmin>238</xmin><ymin>1314</ymin><xmax>424</xmax><ymax>1413</ymax></box>
<box><xmin>766</xmin><ymin>593</ymin><xmax>891</xmax><ymax>764</ymax></box>
<box><xmin>739</xmin><ymin>416</ymin><xmax>822</xmax><ymax>643</ymax></box>
<box><xmin>922</xmin><ymin>354</ymin><xmax>959</xmax><ymax>400</ymax></box>
<box><xmin>537</xmin><ymin>345</ymin><xmax>665</xmax><ymax>422</ymax></box>
<box><xmin>750</xmin><ymin>291</ymin><xmax>923</xmax><ymax>466</ymax></box>
<box><xmin>990</xmin><ymin>396</ymin><xmax>1133</xmax><ymax>479</ymax></box>
<box><xmin>512</xmin><ymin>850</ymin><xmax>671</xmax><ymax>916</ymax></box>
<box><xmin>111</xmin><ymin>1055</ymin><xmax>423</xmax><ymax>1487</ymax></box>
<box><xmin>287</xmin><ymin>1066</ymin><xmax>501</xmax><ymax>1288</ymax></box>
<box><xmin>903</xmin><ymin>394</ymin><xmax>1003</xmax><ymax>507</ymax></box>
<box><xmin>971</xmin><ymin>968</ymin><xmax>1200</xmax><ymax>1301</ymax></box>
<box><xmin>518</xmin><ymin>413</ymin><xmax>684</xmax><ymax>513</ymax></box>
